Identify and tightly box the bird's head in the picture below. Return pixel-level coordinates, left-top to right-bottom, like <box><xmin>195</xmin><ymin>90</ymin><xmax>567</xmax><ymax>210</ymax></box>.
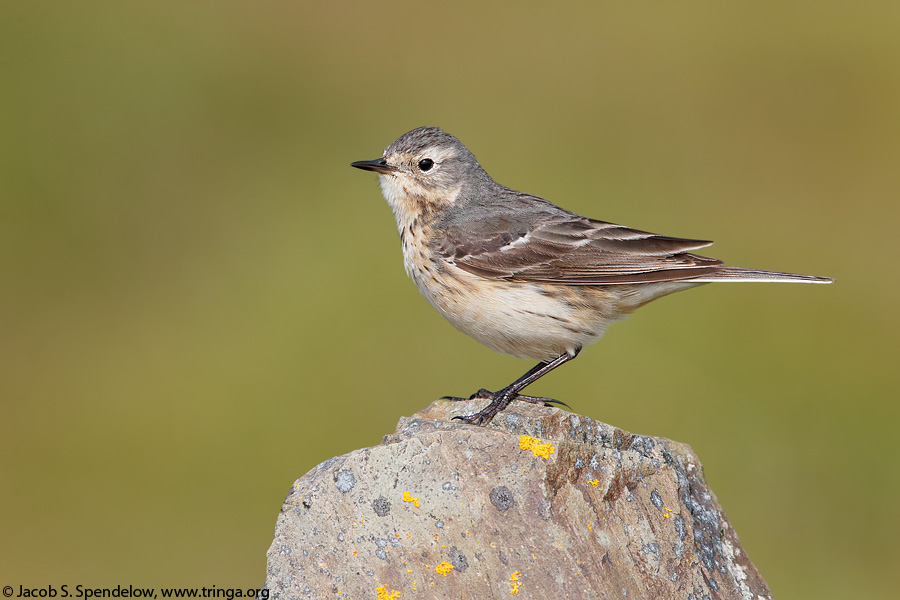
<box><xmin>351</xmin><ymin>126</ymin><xmax>488</xmax><ymax>220</ymax></box>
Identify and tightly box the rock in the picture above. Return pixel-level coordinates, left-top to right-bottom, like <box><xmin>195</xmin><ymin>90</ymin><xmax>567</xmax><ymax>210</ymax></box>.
<box><xmin>264</xmin><ymin>400</ymin><xmax>771</xmax><ymax>599</ymax></box>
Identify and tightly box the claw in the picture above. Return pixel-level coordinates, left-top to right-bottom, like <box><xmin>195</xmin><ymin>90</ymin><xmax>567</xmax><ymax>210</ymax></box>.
<box><xmin>539</xmin><ymin>398</ymin><xmax>572</xmax><ymax>409</ymax></box>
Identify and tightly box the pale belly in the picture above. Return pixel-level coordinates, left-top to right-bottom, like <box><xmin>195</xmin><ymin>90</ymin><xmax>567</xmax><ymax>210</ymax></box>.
<box><xmin>411</xmin><ymin>262</ymin><xmax>622</xmax><ymax>361</ymax></box>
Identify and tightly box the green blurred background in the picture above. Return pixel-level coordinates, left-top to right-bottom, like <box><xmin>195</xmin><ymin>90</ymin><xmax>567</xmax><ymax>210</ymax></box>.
<box><xmin>1</xmin><ymin>1</ymin><xmax>897</xmax><ymax>596</ymax></box>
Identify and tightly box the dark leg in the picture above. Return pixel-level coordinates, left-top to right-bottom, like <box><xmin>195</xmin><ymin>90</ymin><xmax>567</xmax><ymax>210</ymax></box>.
<box><xmin>445</xmin><ymin>348</ymin><xmax>581</xmax><ymax>425</ymax></box>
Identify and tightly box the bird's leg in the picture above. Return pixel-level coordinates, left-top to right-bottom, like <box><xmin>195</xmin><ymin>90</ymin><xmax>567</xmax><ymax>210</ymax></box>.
<box><xmin>445</xmin><ymin>348</ymin><xmax>581</xmax><ymax>425</ymax></box>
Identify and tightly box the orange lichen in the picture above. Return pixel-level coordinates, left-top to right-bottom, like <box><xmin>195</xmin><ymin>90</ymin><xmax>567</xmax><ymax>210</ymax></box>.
<box><xmin>509</xmin><ymin>570</ymin><xmax>522</xmax><ymax>595</ymax></box>
<box><xmin>375</xmin><ymin>585</ymin><xmax>401</xmax><ymax>599</ymax></box>
<box><xmin>402</xmin><ymin>491</ymin><xmax>420</xmax><ymax>508</ymax></box>
<box><xmin>519</xmin><ymin>435</ymin><xmax>555</xmax><ymax>459</ymax></box>
<box><xmin>435</xmin><ymin>561</ymin><xmax>454</xmax><ymax>576</ymax></box>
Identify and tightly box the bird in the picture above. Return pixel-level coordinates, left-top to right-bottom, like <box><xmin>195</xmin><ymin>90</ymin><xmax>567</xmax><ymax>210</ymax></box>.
<box><xmin>351</xmin><ymin>126</ymin><xmax>832</xmax><ymax>424</ymax></box>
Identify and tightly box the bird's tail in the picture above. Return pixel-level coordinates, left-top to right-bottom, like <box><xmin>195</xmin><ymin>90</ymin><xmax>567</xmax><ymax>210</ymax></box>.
<box><xmin>689</xmin><ymin>267</ymin><xmax>833</xmax><ymax>284</ymax></box>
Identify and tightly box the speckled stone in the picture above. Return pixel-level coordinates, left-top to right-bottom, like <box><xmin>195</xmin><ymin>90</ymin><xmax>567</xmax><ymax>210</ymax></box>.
<box><xmin>264</xmin><ymin>400</ymin><xmax>771</xmax><ymax>599</ymax></box>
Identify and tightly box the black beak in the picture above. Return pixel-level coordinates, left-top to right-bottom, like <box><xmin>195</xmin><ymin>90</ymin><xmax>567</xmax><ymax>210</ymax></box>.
<box><xmin>350</xmin><ymin>157</ymin><xmax>397</xmax><ymax>174</ymax></box>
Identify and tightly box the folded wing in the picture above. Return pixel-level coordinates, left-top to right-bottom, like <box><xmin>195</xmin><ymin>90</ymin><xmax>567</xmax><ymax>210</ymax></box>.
<box><xmin>438</xmin><ymin>210</ymin><xmax>727</xmax><ymax>284</ymax></box>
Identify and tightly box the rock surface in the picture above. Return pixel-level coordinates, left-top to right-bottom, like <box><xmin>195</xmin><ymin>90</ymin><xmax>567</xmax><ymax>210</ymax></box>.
<box><xmin>265</xmin><ymin>400</ymin><xmax>771</xmax><ymax>599</ymax></box>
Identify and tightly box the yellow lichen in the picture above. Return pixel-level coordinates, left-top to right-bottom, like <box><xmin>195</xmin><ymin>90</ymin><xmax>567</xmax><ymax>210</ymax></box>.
<box><xmin>375</xmin><ymin>585</ymin><xmax>401</xmax><ymax>599</ymax></box>
<box><xmin>509</xmin><ymin>570</ymin><xmax>522</xmax><ymax>595</ymax></box>
<box><xmin>435</xmin><ymin>561</ymin><xmax>454</xmax><ymax>576</ymax></box>
<box><xmin>402</xmin><ymin>491</ymin><xmax>420</xmax><ymax>508</ymax></box>
<box><xmin>519</xmin><ymin>435</ymin><xmax>555</xmax><ymax>459</ymax></box>
<box><xmin>588</xmin><ymin>479</ymin><xmax>599</xmax><ymax>487</ymax></box>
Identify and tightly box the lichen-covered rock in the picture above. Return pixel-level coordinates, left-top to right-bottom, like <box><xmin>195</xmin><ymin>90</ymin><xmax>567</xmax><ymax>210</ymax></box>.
<box><xmin>265</xmin><ymin>400</ymin><xmax>771</xmax><ymax>599</ymax></box>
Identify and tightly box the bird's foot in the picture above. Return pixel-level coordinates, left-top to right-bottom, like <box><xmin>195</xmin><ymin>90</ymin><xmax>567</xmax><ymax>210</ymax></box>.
<box><xmin>442</xmin><ymin>389</ymin><xmax>571</xmax><ymax>425</ymax></box>
<box><xmin>450</xmin><ymin>388</ymin><xmax>516</xmax><ymax>425</ymax></box>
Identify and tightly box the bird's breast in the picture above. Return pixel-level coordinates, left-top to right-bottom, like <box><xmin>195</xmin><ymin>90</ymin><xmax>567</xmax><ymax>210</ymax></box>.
<box><xmin>396</xmin><ymin>232</ymin><xmax>620</xmax><ymax>360</ymax></box>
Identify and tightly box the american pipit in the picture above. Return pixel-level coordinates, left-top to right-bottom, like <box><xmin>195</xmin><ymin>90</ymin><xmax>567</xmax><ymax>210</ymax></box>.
<box><xmin>351</xmin><ymin>126</ymin><xmax>832</xmax><ymax>424</ymax></box>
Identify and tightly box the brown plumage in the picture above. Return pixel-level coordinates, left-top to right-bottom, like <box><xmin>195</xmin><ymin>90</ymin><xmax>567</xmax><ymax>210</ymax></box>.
<box><xmin>352</xmin><ymin>126</ymin><xmax>832</xmax><ymax>424</ymax></box>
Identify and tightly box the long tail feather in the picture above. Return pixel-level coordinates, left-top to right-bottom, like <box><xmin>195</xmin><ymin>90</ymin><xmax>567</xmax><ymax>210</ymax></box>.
<box><xmin>689</xmin><ymin>267</ymin><xmax>833</xmax><ymax>284</ymax></box>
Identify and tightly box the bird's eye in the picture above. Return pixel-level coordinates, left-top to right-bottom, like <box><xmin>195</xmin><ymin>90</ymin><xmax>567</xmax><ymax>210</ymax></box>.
<box><xmin>418</xmin><ymin>158</ymin><xmax>434</xmax><ymax>172</ymax></box>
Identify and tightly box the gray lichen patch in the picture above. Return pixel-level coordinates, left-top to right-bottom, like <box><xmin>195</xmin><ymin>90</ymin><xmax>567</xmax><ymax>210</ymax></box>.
<box><xmin>489</xmin><ymin>485</ymin><xmax>515</xmax><ymax>511</ymax></box>
<box><xmin>372</xmin><ymin>496</ymin><xmax>390</xmax><ymax>516</ymax></box>
<box><xmin>333</xmin><ymin>469</ymin><xmax>356</xmax><ymax>493</ymax></box>
<box><xmin>448</xmin><ymin>546</ymin><xmax>468</xmax><ymax>572</ymax></box>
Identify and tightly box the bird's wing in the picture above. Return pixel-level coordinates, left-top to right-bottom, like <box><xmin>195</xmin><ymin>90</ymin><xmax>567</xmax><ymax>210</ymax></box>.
<box><xmin>436</xmin><ymin>207</ymin><xmax>724</xmax><ymax>284</ymax></box>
